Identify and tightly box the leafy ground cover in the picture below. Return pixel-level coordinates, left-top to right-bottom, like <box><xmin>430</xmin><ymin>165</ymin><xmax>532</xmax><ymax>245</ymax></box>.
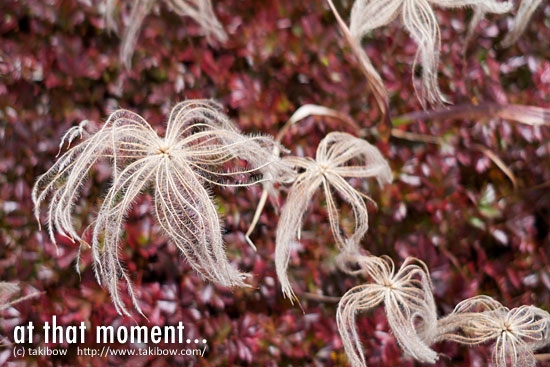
<box><xmin>0</xmin><ymin>0</ymin><xmax>549</xmax><ymax>365</ymax></box>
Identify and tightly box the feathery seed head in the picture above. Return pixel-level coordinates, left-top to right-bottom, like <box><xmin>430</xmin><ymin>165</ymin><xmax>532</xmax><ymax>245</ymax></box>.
<box><xmin>345</xmin><ymin>0</ymin><xmax>512</xmax><ymax>107</ymax></box>
<box><xmin>336</xmin><ymin>255</ymin><xmax>438</xmax><ymax>367</ymax></box>
<box><xmin>338</xmin><ymin>259</ymin><xmax>550</xmax><ymax>367</ymax></box>
<box><xmin>437</xmin><ymin>296</ymin><xmax>550</xmax><ymax>367</ymax></box>
<box><xmin>275</xmin><ymin>132</ymin><xmax>392</xmax><ymax>303</ymax></box>
<box><xmin>33</xmin><ymin>99</ymin><xmax>286</xmax><ymax>316</ymax></box>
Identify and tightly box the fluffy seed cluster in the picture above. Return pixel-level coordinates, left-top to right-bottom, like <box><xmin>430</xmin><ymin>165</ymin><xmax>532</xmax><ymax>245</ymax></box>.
<box><xmin>34</xmin><ymin>100</ymin><xmax>549</xmax><ymax>367</ymax></box>
<box><xmin>34</xmin><ymin>101</ymin><xmax>393</xmax><ymax>315</ymax></box>
<box><xmin>32</xmin><ymin>100</ymin><xmax>291</xmax><ymax>315</ymax></box>
<box><xmin>337</xmin><ymin>254</ymin><xmax>550</xmax><ymax>367</ymax></box>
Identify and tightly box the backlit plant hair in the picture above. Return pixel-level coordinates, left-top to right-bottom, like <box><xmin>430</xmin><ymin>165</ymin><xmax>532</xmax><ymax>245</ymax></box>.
<box><xmin>0</xmin><ymin>282</ymin><xmax>41</xmax><ymax>347</ymax></box>
<box><xmin>32</xmin><ymin>100</ymin><xmax>288</xmax><ymax>316</ymax></box>
<box><xmin>106</xmin><ymin>0</ymin><xmax>227</xmax><ymax>68</ymax></box>
<box><xmin>0</xmin><ymin>282</ymin><xmax>41</xmax><ymax>312</ymax></box>
<box><xmin>275</xmin><ymin>132</ymin><xmax>392</xmax><ymax>302</ymax></box>
<box><xmin>501</xmin><ymin>0</ymin><xmax>541</xmax><ymax>46</ymax></box>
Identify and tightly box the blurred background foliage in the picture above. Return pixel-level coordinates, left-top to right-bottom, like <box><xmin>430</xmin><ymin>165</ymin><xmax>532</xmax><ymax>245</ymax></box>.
<box><xmin>0</xmin><ymin>0</ymin><xmax>549</xmax><ymax>365</ymax></box>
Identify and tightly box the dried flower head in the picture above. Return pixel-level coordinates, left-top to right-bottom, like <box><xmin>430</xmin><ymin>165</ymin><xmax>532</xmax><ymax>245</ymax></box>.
<box><xmin>345</xmin><ymin>0</ymin><xmax>512</xmax><ymax>107</ymax></box>
<box><xmin>245</xmin><ymin>104</ymin><xmax>359</xmax><ymax>249</ymax></box>
<box><xmin>106</xmin><ymin>0</ymin><xmax>227</xmax><ymax>67</ymax></box>
<box><xmin>32</xmin><ymin>100</ymin><xmax>286</xmax><ymax>315</ymax></box>
<box><xmin>275</xmin><ymin>133</ymin><xmax>392</xmax><ymax>302</ymax></box>
<box><xmin>336</xmin><ymin>255</ymin><xmax>438</xmax><ymax>367</ymax></box>
<box><xmin>437</xmin><ymin>296</ymin><xmax>550</xmax><ymax>367</ymax></box>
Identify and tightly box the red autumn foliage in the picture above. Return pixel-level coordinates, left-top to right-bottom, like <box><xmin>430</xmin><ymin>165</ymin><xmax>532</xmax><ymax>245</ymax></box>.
<box><xmin>0</xmin><ymin>0</ymin><xmax>549</xmax><ymax>366</ymax></box>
